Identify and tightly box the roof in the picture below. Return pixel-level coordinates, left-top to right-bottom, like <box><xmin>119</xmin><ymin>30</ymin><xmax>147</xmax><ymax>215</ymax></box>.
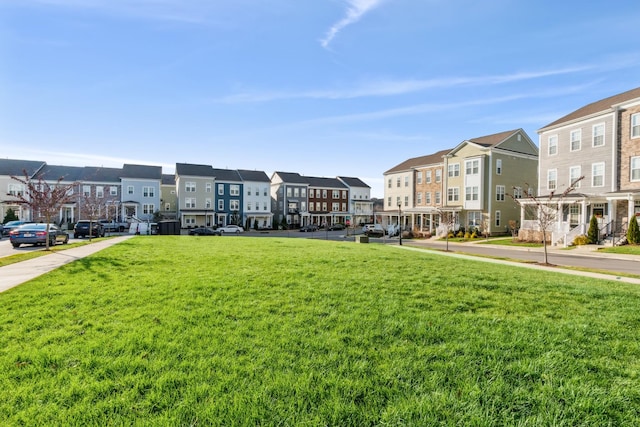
<box><xmin>337</xmin><ymin>176</ymin><xmax>370</xmax><ymax>188</ymax></box>
<box><xmin>540</xmin><ymin>87</ymin><xmax>640</xmax><ymax>131</ymax></box>
<box><xmin>81</xmin><ymin>166</ymin><xmax>122</xmax><ymax>183</ymax></box>
<box><xmin>384</xmin><ymin>148</ymin><xmax>450</xmax><ymax>174</ymax></box>
<box><xmin>37</xmin><ymin>164</ymin><xmax>84</xmax><ymax>182</ymax></box>
<box><xmin>211</xmin><ymin>168</ymin><xmax>242</xmax><ymax>182</ymax></box>
<box><xmin>175</xmin><ymin>163</ymin><xmax>216</xmax><ymax>177</ymax></box>
<box><xmin>237</xmin><ymin>169</ymin><xmax>270</xmax><ymax>182</ymax></box>
<box><xmin>305</xmin><ymin>176</ymin><xmax>347</xmax><ymax>189</ymax></box>
<box><xmin>121</xmin><ymin>164</ymin><xmax>162</xmax><ymax>180</ymax></box>
<box><xmin>161</xmin><ymin>174</ymin><xmax>175</xmax><ymax>185</ymax></box>
<box><xmin>0</xmin><ymin>159</ymin><xmax>46</xmax><ymax>177</ymax></box>
<box><xmin>271</xmin><ymin>171</ymin><xmax>309</xmax><ymax>184</ymax></box>
<box><xmin>466</xmin><ymin>129</ymin><xmax>520</xmax><ymax>147</ymax></box>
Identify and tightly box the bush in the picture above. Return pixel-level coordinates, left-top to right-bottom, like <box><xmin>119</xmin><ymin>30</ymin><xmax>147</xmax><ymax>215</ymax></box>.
<box><xmin>628</xmin><ymin>217</ymin><xmax>640</xmax><ymax>244</ymax></box>
<box><xmin>572</xmin><ymin>234</ymin><xmax>589</xmax><ymax>246</ymax></box>
<box><xmin>587</xmin><ymin>215</ymin><xmax>599</xmax><ymax>244</ymax></box>
<box><xmin>457</xmin><ymin>231</ymin><xmax>464</xmax><ymax>238</ymax></box>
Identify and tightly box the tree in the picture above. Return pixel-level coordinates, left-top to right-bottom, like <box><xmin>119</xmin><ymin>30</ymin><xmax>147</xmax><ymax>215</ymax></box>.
<box><xmin>508</xmin><ymin>220</ymin><xmax>518</xmax><ymax>242</ymax></box>
<box><xmin>627</xmin><ymin>216</ymin><xmax>640</xmax><ymax>245</ymax></box>
<box><xmin>230</xmin><ymin>210</ymin><xmax>241</xmax><ymax>226</ymax></box>
<box><xmin>77</xmin><ymin>190</ymin><xmax>117</xmax><ymax>240</ymax></box>
<box><xmin>587</xmin><ymin>215</ymin><xmax>599</xmax><ymax>244</ymax></box>
<box><xmin>9</xmin><ymin>171</ymin><xmax>77</xmax><ymax>250</ymax></box>
<box><xmin>436</xmin><ymin>209</ymin><xmax>457</xmax><ymax>252</ymax></box>
<box><xmin>511</xmin><ymin>176</ymin><xmax>584</xmax><ymax>265</ymax></box>
<box><xmin>3</xmin><ymin>208</ymin><xmax>18</xmax><ymax>224</ymax></box>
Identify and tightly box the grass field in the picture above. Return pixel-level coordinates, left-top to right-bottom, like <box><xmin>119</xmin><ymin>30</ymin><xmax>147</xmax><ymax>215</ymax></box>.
<box><xmin>1</xmin><ymin>236</ymin><xmax>639</xmax><ymax>425</ymax></box>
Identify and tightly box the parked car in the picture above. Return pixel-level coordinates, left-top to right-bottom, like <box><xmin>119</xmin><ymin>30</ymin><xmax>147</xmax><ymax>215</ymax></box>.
<box><xmin>363</xmin><ymin>224</ymin><xmax>385</xmax><ymax>237</ymax></box>
<box><xmin>74</xmin><ymin>220</ymin><xmax>105</xmax><ymax>238</ymax></box>
<box><xmin>9</xmin><ymin>223</ymin><xmax>69</xmax><ymax>248</ymax></box>
<box><xmin>2</xmin><ymin>220</ymin><xmax>34</xmax><ymax>236</ymax></box>
<box><xmin>188</xmin><ymin>227</ymin><xmax>220</xmax><ymax>236</ymax></box>
<box><xmin>99</xmin><ymin>219</ymin><xmax>129</xmax><ymax>232</ymax></box>
<box><xmin>299</xmin><ymin>224</ymin><xmax>319</xmax><ymax>232</ymax></box>
<box><xmin>217</xmin><ymin>224</ymin><xmax>244</xmax><ymax>234</ymax></box>
<box><xmin>0</xmin><ymin>224</ymin><xmax>3</xmax><ymax>239</ymax></box>
<box><xmin>328</xmin><ymin>223</ymin><xmax>345</xmax><ymax>231</ymax></box>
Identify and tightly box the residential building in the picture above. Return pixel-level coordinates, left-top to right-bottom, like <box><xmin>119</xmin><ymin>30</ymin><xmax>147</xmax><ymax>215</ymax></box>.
<box><xmin>534</xmin><ymin>87</ymin><xmax>640</xmax><ymax>244</ymax></box>
<box><xmin>175</xmin><ymin>163</ymin><xmax>216</xmax><ymax>228</ymax></box>
<box><xmin>211</xmin><ymin>168</ymin><xmax>243</xmax><ymax>227</ymax></box>
<box><xmin>160</xmin><ymin>174</ymin><xmax>178</xmax><ymax>221</ymax></box>
<box><xmin>237</xmin><ymin>169</ymin><xmax>273</xmax><ymax>230</ymax></box>
<box><xmin>270</xmin><ymin>172</ymin><xmax>310</xmax><ymax>228</ymax></box>
<box><xmin>120</xmin><ymin>164</ymin><xmax>162</xmax><ymax>222</ymax></box>
<box><xmin>444</xmin><ymin>129</ymin><xmax>538</xmax><ymax>236</ymax></box>
<box><xmin>0</xmin><ymin>159</ymin><xmax>46</xmax><ymax>221</ymax></box>
<box><xmin>306</xmin><ymin>176</ymin><xmax>349</xmax><ymax>227</ymax></box>
<box><xmin>337</xmin><ymin>176</ymin><xmax>373</xmax><ymax>226</ymax></box>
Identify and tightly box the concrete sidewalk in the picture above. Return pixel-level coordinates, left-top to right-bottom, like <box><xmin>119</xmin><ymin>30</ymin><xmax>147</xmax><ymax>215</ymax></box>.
<box><xmin>0</xmin><ymin>235</ymin><xmax>134</xmax><ymax>293</ymax></box>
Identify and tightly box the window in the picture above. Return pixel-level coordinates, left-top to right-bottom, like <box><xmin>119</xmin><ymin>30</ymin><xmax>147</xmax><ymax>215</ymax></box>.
<box><xmin>387</xmin><ymin>179</ymin><xmax>391</xmax><ymax>188</ymax></box>
<box><xmin>404</xmin><ymin>195</ymin><xmax>408</xmax><ymax>207</ymax></box>
<box><xmin>230</xmin><ymin>185</ymin><xmax>240</xmax><ymax>196</ymax></box>
<box><xmin>316</xmin><ymin>189</ymin><xmax>321</xmax><ymax>198</ymax></box>
<box><xmin>593</xmin><ymin>123</ymin><xmax>605</xmax><ymax>147</ymax></box>
<box><xmin>143</xmin><ymin>186</ymin><xmax>154</xmax><ymax>197</ymax></box>
<box><xmin>435</xmin><ymin>192</ymin><xmax>441</xmax><ymax>204</ymax></box>
<box><xmin>570</xmin><ymin>129</ymin><xmax>581</xmax><ymax>151</ymax></box>
<box><xmin>631</xmin><ymin>157</ymin><xmax>640</xmax><ymax>181</ymax></box>
<box><xmin>496</xmin><ymin>159</ymin><xmax>502</xmax><ymax>175</ymax></box>
<box><xmin>387</xmin><ymin>197</ymin><xmax>391</xmax><ymax>207</ymax></box>
<box><xmin>416</xmin><ymin>172</ymin><xmax>422</xmax><ymax>185</ymax></box>
<box><xmin>322</xmin><ymin>190</ymin><xmax>327</xmax><ymax>198</ymax></box>
<box><xmin>143</xmin><ymin>204</ymin><xmax>154</xmax><ymax>215</ymax></box>
<box><xmin>513</xmin><ymin>187</ymin><xmax>522</xmax><ymax>199</ymax></box>
<box><xmin>592</xmin><ymin>163</ymin><xmax>605</xmax><ymax>187</ymax></box>
<box><xmin>424</xmin><ymin>192</ymin><xmax>430</xmax><ymax>204</ymax></box>
<box><xmin>417</xmin><ymin>192</ymin><xmax>422</xmax><ymax>204</ymax></box>
<box><xmin>165</xmin><ymin>202</ymin><xmax>170</xmax><ymax>211</ymax></box>
<box><xmin>322</xmin><ymin>202</ymin><xmax>327</xmax><ymax>211</ymax></box>
<box><xmin>96</xmin><ymin>186</ymin><xmax>104</xmax><ymax>198</ymax></box>
<box><xmin>468</xmin><ymin>211</ymin><xmax>482</xmax><ymax>227</ymax></box>
<box><xmin>264</xmin><ymin>187</ymin><xmax>268</xmax><ymax>196</ymax></box>
<box><xmin>465</xmin><ymin>159</ymin><xmax>479</xmax><ymax>175</ymax></box>
<box><xmin>309</xmin><ymin>202</ymin><xmax>314</xmax><ymax>211</ymax></box>
<box><xmin>255</xmin><ymin>201</ymin><xmax>260</xmax><ymax>211</ymax></box>
<box><xmin>301</xmin><ymin>201</ymin><xmax>307</xmax><ymax>212</ymax></box>
<box><xmin>447</xmin><ymin>187</ymin><xmax>459</xmax><ymax>202</ymax></box>
<box><xmin>218</xmin><ymin>184</ymin><xmax>224</xmax><ymax>195</ymax></box>
<box><xmin>435</xmin><ymin>169</ymin><xmax>442</xmax><ymax>183</ymax></box>
<box><xmin>632</xmin><ymin>113</ymin><xmax>640</xmax><ymax>138</ymax></box>
<box><xmin>396</xmin><ymin>196</ymin><xmax>401</xmax><ymax>206</ymax></box>
<box><xmin>332</xmin><ymin>202</ymin><xmax>339</xmax><ymax>211</ymax></box>
<box><xmin>83</xmin><ymin>185</ymin><xmax>91</xmax><ymax>197</ymax></box>
<box><xmin>185</xmin><ymin>198</ymin><xmax>196</xmax><ymax>208</ymax></box>
<box><xmin>110</xmin><ymin>186</ymin><xmax>118</xmax><ymax>196</ymax></box>
<box><xmin>342</xmin><ymin>191</ymin><xmax>346</xmax><ymax>199</ymax></box>
<box><xmin>128</xmin><ymin>185</ymin><xmax>134</xmax><ymax>195</ymax></box>
<box><xmin>548</xmin><ymin>135</ymin><xmax>558</xmax><ymax>155</ymax></box>
<box><xmin>332</xmin><ymin>190</ymin><xmax>339</xmax><ymax>199</ymax></box>
<box><xmin>495</xmin><ymin>210</ymin><xmax>501</xmax><ymax>227</ymax></box>
<box><xmin>570</xmin><ymin>166</ymin><xmax>582</xmax><ymax>188</ymax></box>
<box><xmin>396</xmin><ymin>177</ymin><xmax>400</xmax><ymax>187</ymax></box>
<box><xmin>185</xmin><ymin>216</ymin><xmax>195</xmax><ymax>225</ymax></box>
<box><xmin>426</xmin><ymin>170</ymin><xmax>432</xmax><ymax>183</ymax></box>
<box><xmin>302</xmin><ymin>188</ymin><xmax>307</xmax><ymax>197</ymax></box>
<box><xmin>218</xmin><ymin>200</ymin><xmax>224</xmax><ymax>210</ymax></box>
<box><xmin>206</xmin><ymin>183</ymin><xmax>212</xmax><ymax>193</ymax></box>
<box><xmin>404</xmin><ymin>176</ymin><xmax>409</xmax><ymax>187</ymax></box>
<box><xmin>186</xmin><ymin>182</ymin><xmax>196</xmax><ymax>192</ymax></box>
<box><xmin>465</xmin><ymin>186</ymin><xmax>479</xmax><ymax>201</ymax></box>
<box><xmin>230</xmin><ymin>200</ymin><xmax>239</xmax><ymax>211</ymax></box>
<box><xmin>448</xmin><ymin>164</ymin><xmax>460</xmax><ymax>177</ymax></box>
<box><xmin>496</xmin><ymin>185</ymin><xmax>505</xmax><ymax>201</ymax></box>
<box><xmin>341</xmin><ymin>203</ymin><xmax>346</xmax><ymax>211</ymax></box>
<box><xmin>205</xmin><ymin>198</ymin><xmax>212</xmax><ymax>209</ymax></box>
<box><xmin>547</xmin><ymin>169</ymin><xmax>557</xmax><ymax>191</ymax></box>
<box><xmin>8</xmin><ymin>183</ymin><xmax>24</xmax><ymax>196</ymax></box>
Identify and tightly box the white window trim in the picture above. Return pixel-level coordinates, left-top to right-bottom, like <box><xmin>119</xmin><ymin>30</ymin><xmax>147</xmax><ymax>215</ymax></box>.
<box><xmin>570</xmin><ymin>129</ymin><xmax>581</xmax><ymax>152</ymax></box>
<box><xmin>632</xmin><ymin>113</ymin><xmax>640</xmax><ymax>139</ymax></box>
<box><xmin>548</xmin><ymin>135</ymin><xmax>558</xmax><ymax>156</ymax></box>
<box><xmin>631</xmin><ymin>156</ymin><xmax>640</xmax><ymax>182</ymax></box>
<box><xmin>592</xmin><ymin>123</ymin><xmax>605</xmax><ymax>147</ymax></box>
<box><xmin>547</xmin><ymin>169</ymin><xmax>557</xmax><ymax>191</ymax></box>
<box><xmin>569</xmin><ymin>166</ymin><xmax>581</xmax><ymax>188</ymax></box>
<box><xmin>592</xmin><ymin>162</ymin><xmax>605</xmax><ymax>187</ymax></box>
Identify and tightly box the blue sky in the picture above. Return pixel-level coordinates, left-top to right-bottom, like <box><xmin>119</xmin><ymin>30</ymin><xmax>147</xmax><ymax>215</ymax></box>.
<box><xmin>1</xmin><ymin>0</ymin><xmax>640</xmax><ymax>197</ymax></box>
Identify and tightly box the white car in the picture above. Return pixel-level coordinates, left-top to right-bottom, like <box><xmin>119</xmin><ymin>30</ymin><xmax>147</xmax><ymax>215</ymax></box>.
<box><xmin>217</xmin><ymin>225</ymin><xmax>244</xmax><ymax>234</ymax></box>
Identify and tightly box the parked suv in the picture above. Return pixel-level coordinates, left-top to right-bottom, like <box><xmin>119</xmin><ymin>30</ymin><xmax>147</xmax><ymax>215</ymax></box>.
<box><xmin>74</xmin><ymin>220</ymin><xmax>105</xmax><ymax>238</ymax></box>
<box><xmin>363</xmin><ymin>224</ymin><xmax>385</xmax><ymax>237</ymax></box>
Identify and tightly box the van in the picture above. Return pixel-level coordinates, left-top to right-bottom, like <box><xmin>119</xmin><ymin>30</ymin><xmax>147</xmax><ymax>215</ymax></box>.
<box><xmin>129</xmin><ymin>222</ymin><xmax>158</xmax><ymax>235</ymax></box>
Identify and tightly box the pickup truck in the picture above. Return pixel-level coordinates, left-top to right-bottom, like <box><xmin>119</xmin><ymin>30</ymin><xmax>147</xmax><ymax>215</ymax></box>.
<box><xmin>98</xmin><ymin>219</ymin><xmax>129</xmax><ymax>232</ymax></box>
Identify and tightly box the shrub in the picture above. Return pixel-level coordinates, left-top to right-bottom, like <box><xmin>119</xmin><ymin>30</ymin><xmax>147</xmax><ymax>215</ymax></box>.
<box><xmin>456</xmin><ymin>231</ymin><xmax>464</xmax><ymax>238</ymax></box>
<box><xmin>587</xmin><ymin>215</ymin><xmax>599</xmax><ymax>244</ymax></box>
<box><xmin>573</xmin><ymin>234</ymin><xmax>589</xmax><ymax>246</ymax></box>
<box><xmin>627</xmin><ymin>216</ymin><xmax>640</xmax><ymax>244</ymax></box>
<box><xmin>464</xmin><ymin>231</ymin><xmax>471</xmax><ymax>240</ymax></box>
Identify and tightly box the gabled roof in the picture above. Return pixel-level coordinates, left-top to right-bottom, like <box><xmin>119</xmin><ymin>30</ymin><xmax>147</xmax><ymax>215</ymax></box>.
<box><xmin>540</xmin><ymin>87</ymin><xmax>640</xmax><ymax>131</ymax></box>
<box><xmin>305</xmin><ymin>176</ymin><xmax>347</xmax><ymax>189</ymax></box>
<box><xmin>37</xmin><ymin>164</ymin><xmax>84</xmax><ymax>182</ymax></box>
<box><xmin>211</xmin><ymin>168</ymin><xmax>242</xmax><ymax>182</ymax></box>
<box><xmin>384</xmin><ymin>148</ymin><xmax>450</xmax><ymax>175</ymax></box>
<box><xmin>122</xmin><ymin>164</ymin><xmax>162</xmax><ymax>180</ymax></box>
<box><xmin>237</xmin><ymin>169</ymin><xmax>270</xmax><ymax>182</ymax></box>
<box><xmin>271</xmin><ymin>171</ymin><xmax>309</xmax><ymax>184</ymax></box>
<box><xmin>161</xmin><ymin>174</ymin><xmax>175</xmax><ymax>185</ymax></box>
<box><xmin>175</xmin><ymin>163</ymin><xmax>216</xmax><ymax>177</ymax></box>
<box><xmin>447</xmin><ymin>129</ymin><xmax>537</xmax><ymax>156</ymax></box>
<box><xmin>337</xmin><ymin>176</ymin><xmax>370</xmax><ymax>188</ymax></box>
<box><xmin>81</xmin><ymin>166</ymin><xmax>122</xmax><ymax>183</ymax></box>
<box><xmin>466</xmin><ymin>129</ymin><xmax>520</xmax><ymax>147</ymax></box>
<box><xmin>0</xmin><ymin>159</ymin><xmax>46</xmax><ymax>177</ymax></box>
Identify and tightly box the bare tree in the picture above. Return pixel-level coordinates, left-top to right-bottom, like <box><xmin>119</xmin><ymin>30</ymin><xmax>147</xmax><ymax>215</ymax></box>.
<box><xmin>511</xmin><ymin>177</ymin><xmax>584</xmax><ymax>265</ymax></box>
<box><xmin>9</xmin><ymin>171</ymin><xmax>77</xmax><ymax>250</ymax></box>
<box><xmin>77</xmin><ymin>188</ymin><xmax>116</xmax><ymax>239</ymax></box>
<box><xmin>436</xmin><ymin>209</ymin><xmax>457</xmax><ymax>252</ymax></box>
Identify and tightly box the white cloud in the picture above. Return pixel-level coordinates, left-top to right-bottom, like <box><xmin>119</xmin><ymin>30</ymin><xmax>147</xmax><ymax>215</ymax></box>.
<box><xmin>320</xmin><ymin>0</ymin><xmax>385</xmax><ymax>49</ymax></box>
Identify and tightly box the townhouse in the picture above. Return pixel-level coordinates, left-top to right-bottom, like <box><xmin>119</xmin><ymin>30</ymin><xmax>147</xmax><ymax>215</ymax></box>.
<box><xmin>306</xmin><ymin>176</ymin><xmax>349</xmax><ymax>227</ymax></box>
<box><xmin>120</xmin><ymin>164</ymin><xmax>162</xmax><ymax>222</ymax></box>
<box><xmin>0</xmin><ymin>159</ymin><xmax>46</xmax><ymax>221</ymax></box>
<box><xmin>534</xmin><ymin>87</ymin><xmax>640</xmax><ymax>244</ymax></box>
<box><xmin>337</xmin><ymin>176</ymin><xmax>373</xmax><ymax>226</ymax></box>
<box><xmin>237</xmin><ymin>169</ymin><xmax>272</xmax><ymax>230</ymax></box>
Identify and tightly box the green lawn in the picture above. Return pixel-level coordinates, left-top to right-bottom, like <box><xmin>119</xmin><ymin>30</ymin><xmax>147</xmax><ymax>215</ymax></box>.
<box><xmin>1</xmin><ymin>236</ymin><xmax>639</xmax><ymax>425</ymax></box>
<box><xmin>599</xmin><ymin>245</ymin><xmax>640</xmax><ymax>255</ymax></box>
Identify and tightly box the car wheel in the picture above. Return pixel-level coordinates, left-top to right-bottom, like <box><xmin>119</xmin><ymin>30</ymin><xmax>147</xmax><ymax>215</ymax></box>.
<box><xmin>12</xmin><ymin>243</ymin><xmax>20</xmax><ymax>248</ymax></box>
<box><xmin>63</xmin><ymin>236</ymin><xmax>69</xmax><ymax>244</ymax></box>
<box><xmin>235</xmin><ymin>230</ymin><xmax>240</xmax><ymax>234</ymax></box>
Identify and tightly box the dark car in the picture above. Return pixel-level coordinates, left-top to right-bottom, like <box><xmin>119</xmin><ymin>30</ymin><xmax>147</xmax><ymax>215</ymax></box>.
<box><xmin>299</xmin><ymin>224</ymin><xmax>319</xmax><ymax>232</ymax></box>
<box><xmin>188</xmin><ymin>227</ymin><xmax>220</xmax><ymax>236</ymax></box>
<box><xmin>2</xmin><ymin>220</ymin><xmax>34</xmax><ymax>236</ymax></box>
<box><xmin>328</xmin><ymin>223</ymin><xmax>345</xmax><ymax>231</ymax></box>
<box><xmin>74</xmin><ymin>220</ymin><xmax>105</xmax><ymax>238</ymax></box>
<box><xmin>9</xmin><ymin>223</ymin><xmax>69</xmax><ymax>248</ymax></box>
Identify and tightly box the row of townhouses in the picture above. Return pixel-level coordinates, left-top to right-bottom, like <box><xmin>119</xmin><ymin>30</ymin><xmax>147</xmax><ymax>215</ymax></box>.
<box><xmin>0</xmin><ymin>160</ymin><xmax>373</xmax><ymax>230</ymax></box>
<box><xmin>382</xmin><ymin>86</ymin><xmax>640</xmax><ymax>243</ymax></box>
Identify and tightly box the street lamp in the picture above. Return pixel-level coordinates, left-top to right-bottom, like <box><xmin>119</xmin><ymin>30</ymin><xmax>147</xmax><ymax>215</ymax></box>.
<box><xmin>398</xmin><ymin>201</ymin><xmax>402</xmax><ymax>246</ymax></box>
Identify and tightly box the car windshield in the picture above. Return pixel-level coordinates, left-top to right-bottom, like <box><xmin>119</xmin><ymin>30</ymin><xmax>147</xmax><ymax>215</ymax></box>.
<box><xmin>18</xmin><ymin>224</ymin><xmax>49</xmax><ymax>231</ymax></box>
